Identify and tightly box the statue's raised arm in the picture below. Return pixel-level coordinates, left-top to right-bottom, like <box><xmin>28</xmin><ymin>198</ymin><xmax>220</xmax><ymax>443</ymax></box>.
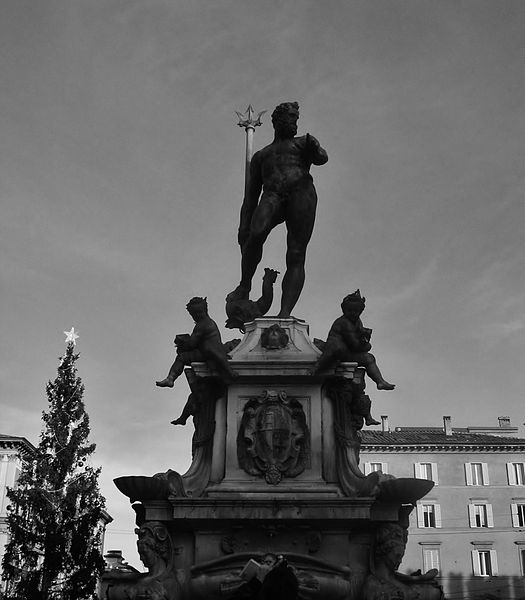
<box><xmin>305</xmin><ymin>133</ymin><xmax>328</xmax><ymax>166</ymax></box>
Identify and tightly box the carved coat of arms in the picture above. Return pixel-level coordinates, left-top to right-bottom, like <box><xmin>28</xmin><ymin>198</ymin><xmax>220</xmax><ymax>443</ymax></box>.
<box><xmin>237</xmin><ymin>390</ymin><xmax>310</xmax><ymax>484</ymax></box>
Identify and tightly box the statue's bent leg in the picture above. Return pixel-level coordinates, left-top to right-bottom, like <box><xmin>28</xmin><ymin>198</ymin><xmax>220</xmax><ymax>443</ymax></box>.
<box><xmin>171</xmin><ymin>394</ymin><xmax>196</xmax><ymax>425</ymax></box>
<box><xmin>156</xmin><ymin>357</ymin><xmax>185</xmax><ymax>387</ymax></box>
<box><xmin>206</xmin><ymin>349</ymin><xmax>238</xmax><ymax>382</ymax></box>
<box><xmin>359</xmin><ymin>353</ymin><xmax>395</xmax><ymax>391</ymax></box>
<box><xmin>156</xmin><ymin>350</ymin><xmax>202</xmax><ymax>388</ymax></box>
<box><xmin>240</xmin><ymin>194</ymin><xmax>282</xmax><ymax>292</ymax></box>
<box><xmin>315</xmin><ymin>344</ymin><xmax>341</xmax><ymax>373</ymax></box>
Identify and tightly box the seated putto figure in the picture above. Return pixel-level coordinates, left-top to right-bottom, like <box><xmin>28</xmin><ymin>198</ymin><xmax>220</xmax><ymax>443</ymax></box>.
<box><xmin>315</xmin><ymin>290</ymin><xmax>395</xmax><ymax>390</ymax></box>
<box><xmin>156</xmin><ymin>297</ymin><xmax>237</xmax><ymax>387</ymax></box>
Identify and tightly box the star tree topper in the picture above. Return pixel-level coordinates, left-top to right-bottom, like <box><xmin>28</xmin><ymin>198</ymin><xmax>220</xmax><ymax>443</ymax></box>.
<box><xmin>64</xmin><ymin>327</ymin><xmax>79</xmax><ymax>346</ymax></box>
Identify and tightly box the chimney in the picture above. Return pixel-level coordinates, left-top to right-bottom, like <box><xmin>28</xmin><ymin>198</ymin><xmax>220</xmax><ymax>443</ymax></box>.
<box><xmin>498</xmin><ymin>416</ymin><xmax>511</xmax><ymax>428</ymax></box>
<box><xmin>104</xmin><ymin>550</ymin><xmax>124</xmax><ymax>570</ymax></box>
<box><xmin>443</xmin><ymin>415</ymin><xmax>452</xmax><ymax>436</ymax></box>
<box><xmin>381</xmin><ymin>415</ymin><xmax>389</xmax><ymax>433</ymax></box>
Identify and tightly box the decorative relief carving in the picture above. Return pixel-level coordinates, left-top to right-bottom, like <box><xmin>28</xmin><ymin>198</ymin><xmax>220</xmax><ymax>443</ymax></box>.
<box><xmin>306</xmin><ymin>531</ymin><xmax>322</xmax><ymax>554</ymax></box>
<box><xmin>237</xmin><ymin>390</ymin><xmax>310</xmax><ymax>484</ymax></box>
<box><xmin>260</xmin><ymin>324</ymin><xmax>289</xmax><ymax>350</ymax></box>
<box><xmin>220</xmin><ymin>535</ymin><xmax>240</xmax><ymax>555</ymax></box>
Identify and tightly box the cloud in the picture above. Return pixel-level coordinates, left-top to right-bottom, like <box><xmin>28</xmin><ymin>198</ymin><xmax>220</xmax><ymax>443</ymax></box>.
<box><xmin>378</xmin><ymin>258</ymin><xmax>440</xmax><ymax>313</ymax></box>
<box><xmin>471</xmin><ymin>317</ymin><xmax>525</xmax><ymax>343</ymax></box>
<box><xmin>464</xmin><ymin>255</ymin><xmax>525</xmax><ymax>312</ymax></box>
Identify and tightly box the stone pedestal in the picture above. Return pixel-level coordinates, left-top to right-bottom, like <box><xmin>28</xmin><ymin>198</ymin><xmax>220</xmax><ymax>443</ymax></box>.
<box><xmin>111</xmin><ymin>318</ymin><xmax>438</xmax><ymax>600</ymax></box>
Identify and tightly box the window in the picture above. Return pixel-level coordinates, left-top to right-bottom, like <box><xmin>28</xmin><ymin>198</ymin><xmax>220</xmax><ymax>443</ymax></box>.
<box><xmin>423</xmin><ymin>505</ymin><xmax>436</xmax><ymax>527</ymax></box>
<box><xmin>417</xmin><ymin>503</ymin><xmax>442</xmax><ymax>528</ymax></box>
<box><xmin>472</xmin><ymin>549</ymin><xmax>498</xmax><ymax>577</ymax></box>
<box><xmin>520</xmin><ymin>548</ymin><xmax>525</xmax><ymax>576</ymax></box>
<box><xmin>364</xmin><ymin>462</ymin><xmax>388</xmax><ymax>475</ymax></box>
<box><xmin>423</xmin><ymin>548</ymin><xmax>441</xmax><ymax>572</ymax></box>
<box><xmin>472</xmin><ymin>463</ymin><xmax>483</xmax><ymax>485</ymax></box>
<box><xmin>478</xmin><ymin>550</ymin><xmax>492</xmax><ymax>576</ymax></box>
<box><xmin>414</xmin><ymin>462</ymin><xmax>439</xmax><ymax>484</ymax></box>
<box><xmin>507</xmin><ymin>462</ymin><xmax>525</xmax><ymax>485</ymax></box>
<box><xmin>465</xmin><ymin>462</ymin><xmax>489</xmax><ymax>485</ymax></box>
<box><xmin>475</xmin><ymin>505</ymin><xmax>487</xmax><ymax>527</ymax></box>
<box><xmin>511</xmin><ymin>503</ymin><xmax>525</xmax><ymax>527</ymax></box>
<box><xmin>468</xmin><ymin>503</ymin><xmax>494</xmax><ymax>528</ymax></box>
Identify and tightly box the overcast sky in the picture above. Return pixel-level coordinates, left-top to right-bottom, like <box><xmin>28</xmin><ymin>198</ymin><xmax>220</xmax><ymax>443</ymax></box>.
<box><xmin>2</xmin><ymin>0</ymin><xmax>524</xmax><ymax>569</ymax></box>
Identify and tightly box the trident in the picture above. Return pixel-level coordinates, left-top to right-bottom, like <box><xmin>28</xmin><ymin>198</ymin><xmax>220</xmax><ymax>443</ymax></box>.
<box><xmin>235</xmin><ymin>105</ymin><xmax>266</xmax><ymax>198</ymax></box>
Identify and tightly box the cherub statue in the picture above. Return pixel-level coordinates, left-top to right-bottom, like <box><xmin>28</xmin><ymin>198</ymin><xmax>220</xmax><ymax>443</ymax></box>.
<box><xmin>315</xmin><ymin>290</ymin><xmax>395</xmax><ymax>390</ymax></box>
<box><xmin>226</xmin><ymin>268</ymin><xmax>279</xmax><ymax>332</ymax></box>
<box><xmin>156</xmin><ymin>297</ymin><xmax>237</xmax><ymax>387</ymax></box>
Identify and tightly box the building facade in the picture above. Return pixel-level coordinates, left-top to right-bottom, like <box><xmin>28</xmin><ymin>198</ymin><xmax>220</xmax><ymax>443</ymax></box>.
<box><xmin>361</xmin><ymin>416</ymin><xmax>525</xmax><ymax>600</ymax></box>
<box><xmin>0</xmin><ymin>434</ymin><xmax>36</xmax><ymax>594</ymax></box>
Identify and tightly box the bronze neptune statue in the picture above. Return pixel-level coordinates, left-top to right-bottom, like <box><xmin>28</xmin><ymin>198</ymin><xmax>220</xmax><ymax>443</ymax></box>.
<box><xmin>232</xmin><ymin>102</ymin><xmax>328</xmax><ymax>318</ymax></box>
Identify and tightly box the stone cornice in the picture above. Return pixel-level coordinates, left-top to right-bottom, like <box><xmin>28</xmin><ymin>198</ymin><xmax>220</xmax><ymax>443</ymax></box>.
<box><xmin>361</xmin><ymin>443</ymin><xmax>525</xmax><ymax>453</ymax></box>
<box><xmin>0</xmin><ymin>436</ymin><xmax>36</xmax><ymax>458</ymax></box>
<box><xmin>169</xmin><ymin>497</ymin><xmax>376</xmax><ymax>522</ymax></box>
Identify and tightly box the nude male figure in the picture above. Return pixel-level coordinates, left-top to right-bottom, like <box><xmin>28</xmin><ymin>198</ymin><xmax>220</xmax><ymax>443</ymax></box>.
<box><xmin>235</xmin><ymin>102</ymin><xmax>328</xmax><ymax>318</ymax></box>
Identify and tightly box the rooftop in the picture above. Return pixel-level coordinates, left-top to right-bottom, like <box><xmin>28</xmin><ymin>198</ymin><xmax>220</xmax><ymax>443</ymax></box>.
<box><xmin>361</xmin><ymin>429</ymin><xmax>525</xmax><ymax>446</ymax></box>
<box><xmin>361</xmin><ymin>415</ymin><xmax>525</xmax><ymax>447</ymax></box>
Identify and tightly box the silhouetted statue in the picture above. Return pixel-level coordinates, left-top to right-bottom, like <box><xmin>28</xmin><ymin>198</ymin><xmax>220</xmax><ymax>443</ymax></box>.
<box><xmin>156</xmin><ymin>297</ymin><xmax>237</xmax><ymax>387</ymax></box>
<box><xmin>316</xmin><ymin>290</ymin><xmax>395</xmax><ymax>390</ymax></box>
<box><xmin>363</xmin><ymin>521</ymin><xmax>443</xmax><ymax>600</ymax></box>
<box><xmin>233</xmin><ymin>102</ymin><xmax>328</xmax><ymax>318</ymax></box>
<box><xmin>107</xmin><ymin>521</ymin><xmax>181</xmax><ymax>600</ymax></box>
<box><xmin>226</xmin><ymin>268</ymin><xmax>279</xmax><ymax>332</ymax></box>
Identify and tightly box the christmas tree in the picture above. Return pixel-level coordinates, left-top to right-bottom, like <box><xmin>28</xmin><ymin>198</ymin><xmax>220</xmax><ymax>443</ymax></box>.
<box><xmin>2</xmin><ymin>329</ymin><xmax>106</xmax><ymax>600</ymax></box>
